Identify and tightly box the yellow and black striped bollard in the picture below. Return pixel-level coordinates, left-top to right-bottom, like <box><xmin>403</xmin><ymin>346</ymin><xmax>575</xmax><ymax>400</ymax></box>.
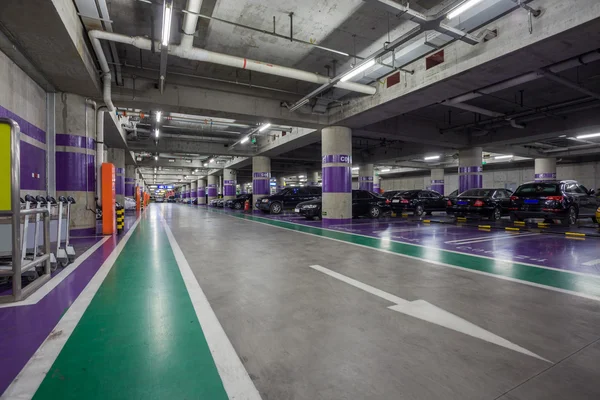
<box><xmin>116</xmin><ymin>207</ymin><xmax>125</xmax><ymax>233</ymax></box>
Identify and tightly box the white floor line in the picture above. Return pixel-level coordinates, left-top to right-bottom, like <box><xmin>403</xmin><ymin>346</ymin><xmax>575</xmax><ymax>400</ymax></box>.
<box><xmin>583</xmin><ymin>259</ymin><xmax>600</xmax><ymax>267</ymax></box>
<box><xmin>160</xmin><ymin>215</ymin><xmax>262</xmax><ymax>400</ymax></box>
<box><xmin>1</xmin><ymin>217</ymin><xmax>141</xmax><ymax>400</ymax></box>
<box><xmin>226</xmin><ymin>211</ymin><xmax>600</xmax><ymax>280</ymax></box>
<box><xmin>447</xmin><ymin>233</ymin><xmax>540</xmax><ymax>245</ymax></box>
<box><xmin>222</xmin><ymin>213</ymin><xmax>600</xmax><ymax>303</ymax></box>
<box><xmin>0</xmin><ymin>237</ymin><xmax>111</xmax><ymax>309</ymax></box>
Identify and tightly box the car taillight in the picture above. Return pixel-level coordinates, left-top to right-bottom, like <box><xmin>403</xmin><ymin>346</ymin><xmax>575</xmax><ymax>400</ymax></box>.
<box><xmin>510</xmin><ymin>196</ymin><xmax>518</xmax><ymax>201</ymax></box>
<box><xmin>546</xmin><ymin>196</ymin><xmax>563</xmax><ymax>201</ymax></box>
<box><xmin>385</xmin><ymin>199</ymin><xmax>391</xmax><ymax>205</ymax></box>
<box><xmin>447</xmin><ymin>200</ymin><xmax>452</xmax><ymax>206</ymax></box>
<box><xmin>401</xmin><ymin>199</ymin><xmax>409</xmax><ymax>204</ymax></box>
<box><xmin>473</xmin><ymin>200</ymin><xmax>484</xmax><ymax>207</ymax></box>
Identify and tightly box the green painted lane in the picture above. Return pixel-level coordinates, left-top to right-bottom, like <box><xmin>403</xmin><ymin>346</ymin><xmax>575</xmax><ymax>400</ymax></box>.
<box><xmin>208</xmin><ymin>208</ymin><xmax>600</xmax><ymax>300</ymax></box>
<box><xmin>33</xmin><ymin>216</ymin><xmax>228</xmax><ymax>400</ymax></box>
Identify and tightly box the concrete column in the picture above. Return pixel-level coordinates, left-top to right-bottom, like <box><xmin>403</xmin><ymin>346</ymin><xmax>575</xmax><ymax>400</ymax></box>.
<box><xmin>373</xmin><ymin>172</ymin><xmax>380</xmax><ymax>193</ymax></box>
<box><xmin>55</xmin><ymin>93</ymin><xmax>96</xmax><ymax>236</ymax></box>
<box><xmin>277</xmin><ymin>176</ymin><xmax>285</xmax><ymax>191</ymax></box>
<box><xmin>197</xmin><ymin>179</ymin><xmax>206</xmax><ymax>204</ymax></box>
<box><xmin>107</xmin><ymin>148</ymin><xmax>125</xmax><ymax>205</ymax></box>
<box><xmin>207</xmin><ymin>175</ymin><xmax>218</xmax><ymax>203</ymax></box>
<box><xmin>252</xmin><ymin>156</ymin><xmax>271</xmax><ymax>209</ymax></box>
<box><xmin>358</xmin><ymin>164</ymin><xmax>374</xmax><ymax>191</ymax></box>
<box><xmin>322</xmin><ymin>126</ymin><xmax>352</xmax><ymax>222</ymax></box>
<box><xmin>430</xmin><ymin>168</ymin><xmax>445</xmax><ymax>195</ymax></box>
<box><xmin>458</xmin><ymin>147</ymin><xmax>483</xmax><ymax>193</ymax></box>
<box><xmin>125</xmin><ymin>165</ymin><xmax>135</xmax><ymax>198</ymax></box>
<box><xmin>218</xmin><ymin>175</ymin><xmax>223</xmax><ymax>196</ymax></box>
<box><xmin>190</xmin><ymin>180</ymin><xmax>197</xmax><ymax>204</ymax></box>
<box><xmin>308</xmin><ymin>171</ymin><xmax>319</xmax><ymax>186</ymax></box>
<box><xmin>534</xmin><ymin>158</ymin><xmax>557</xmax><ymax>181</ymax></box>
<box><xmin>223</xmin><ymin>168</ymin><xmax>237</xmax><ymax>200</ymax></box>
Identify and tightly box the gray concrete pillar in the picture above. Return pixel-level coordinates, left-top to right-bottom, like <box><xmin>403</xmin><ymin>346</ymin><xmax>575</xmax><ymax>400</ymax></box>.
<box><xmin>252</xmin><ymin>156</ymin><xmax>271</xmax><ymax>209</ymax></box>
<box><xmin>458</xmin><ymin>147</ymin><xmax>483</xmax><ymax>193</ymax></box>
<box><xmin>55</xmin><ymin>93</ymin><xmax>96</xmax><ymax>236</ymax></box>
<box><xmin>107</xmin><ymin>148</ymin><xmax>125</xmax><ymax>205</ymax></box>
<box><xmin>359</xmin><ymin>164</ymin><xmax>374</xmax><ymax>191</ymax></box>
<box><xmin>431</xmin><ymin>168</ymin><xmax>445</xmax><ymax>195</ymax></box>
<box><xmin>308</xmin><ymin>171</ymin><xmax>319</xmax><ymax>186</ymax></box>
<box><xmin>277</xmin><ymin>176</ymin><xmax>285</xmax><ymax>191</ymax></box>
<box><xmin>207</xmin><ymin>175</ymin><xmax>218</xmax><ymax>203</ymax></box>
<box><xmin>373</xmin><ymin>172</ymin><xmax>380</xmax><ymax>193</ymax></box>
<box><xmin>223</xmin><ymin>168</ymin><xmax>237</xmax><ymax>200</ymax></box>
<box><xmin>190</xmin><ymin>180</ymin><xmax>197</xmax><ymax>204</ymax></box>
<box><xmin>322</xmin><ymin>126</ymin><xmax>352</xmax><ymax>222</ymax></box>
<box><xmin>197</xmin><ymin>179</ymin><xmax>206</xmax><ymax>204</ymax></box>
<box><xmin>534</xmin><ymin>158</ymin><xmax>557</xmax><ymax>182</ymax></box>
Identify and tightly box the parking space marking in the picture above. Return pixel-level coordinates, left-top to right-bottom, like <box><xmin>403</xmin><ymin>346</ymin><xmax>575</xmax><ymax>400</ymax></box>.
<box><xmin>447</xmin><ymin>233</ymin><xmax>540</xmax><ymax>245</ymax></box>
<box><xmin>583</xmin><ymin>259</ymin><xmax>600</xmax><ymax>267</ymax></box>
<box><xmin>310</xmin><ymin>265</ymin><xmax>549</xmax><ymax>363</ymax></box>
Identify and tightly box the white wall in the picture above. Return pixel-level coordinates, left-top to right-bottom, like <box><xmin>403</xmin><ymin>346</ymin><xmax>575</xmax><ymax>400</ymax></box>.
<box><xmin>381</xmin><ymin>162</ymin><xmax>600</xmax><ymax>195</ymax></box>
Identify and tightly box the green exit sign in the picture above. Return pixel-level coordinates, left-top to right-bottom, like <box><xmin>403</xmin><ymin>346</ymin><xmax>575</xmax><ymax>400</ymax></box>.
<box><xmin>251</xmin><ymin>137</ymin><xmax>257</xmax><ymax>144</ymax></box>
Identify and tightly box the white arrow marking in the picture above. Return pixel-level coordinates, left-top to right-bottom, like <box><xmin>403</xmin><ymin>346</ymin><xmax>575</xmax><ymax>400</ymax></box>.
<box><xmin>310</xmin><ymin>265</ymin><xmax>551</xmax><ymax>363</ymax></box>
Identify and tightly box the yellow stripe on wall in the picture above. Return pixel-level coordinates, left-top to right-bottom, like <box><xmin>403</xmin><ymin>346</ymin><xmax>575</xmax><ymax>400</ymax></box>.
<box><xmin>0</xmin><ymin>123</ymin><xmax>12</xmax><ymax>211</ymax></box>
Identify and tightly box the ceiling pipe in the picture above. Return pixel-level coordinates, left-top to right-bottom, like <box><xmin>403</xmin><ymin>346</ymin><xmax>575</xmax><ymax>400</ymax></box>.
<box><xmin>539</xmin><ymin>70</ymin><xmax>600</xmax><ymax>101</ymax></box>
<box><xmin>88</xmin><ymin>30</ymin><xmax>376</xmax><ymax>97</ymax></box>
<box><xmin>180</xmin><ymin>0</ymin><xmax>203</xmax><ymax>49</ymax></box>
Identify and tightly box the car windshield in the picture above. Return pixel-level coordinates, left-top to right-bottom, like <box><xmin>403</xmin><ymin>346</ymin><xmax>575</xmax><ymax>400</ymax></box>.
<box><xmin>459</xmin><ymin>189</ymin><xmax>494</xmax><ymax>197</ymax></box>
<box><xmin>514</xmin><ymin>183</ymin><xmax>561</xmax><ymax>196</ymax></box>
<box><xmin>394</xmin><ymin>191</ymin><xmax>419</xmax><ymax>198</ymax></box>
<box><xmin>273</xmin><ymin>189</ymin><xmax>290</xmax><ymax>196</ymax></box>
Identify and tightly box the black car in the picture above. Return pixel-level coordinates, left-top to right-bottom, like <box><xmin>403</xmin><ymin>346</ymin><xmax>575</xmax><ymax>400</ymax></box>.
<box><xmin>509</xmin><ymin>180</ymin><xmax>597</xmax><ymax>225</ymax></box>
<box><xmin>166</xmin><ymin>196</ymin><xmax>176</xmax><ymax>203</ymax></box>
<box><xmin>446</xmin><ymin>188</ymin><xmax>513</xmax><ymax>220</ymax></box>
<box><xmin>226</xmin><ymin>194</ymin><xmax>252</xmax><ymax>210</ymax></box>
<box><xmin>390</xmin><ymin>190</ymin><xmax>446</xmax><ymax>216</ymax></box>
<box><xmin>295</xmin><ymin>190</ymin><xmax>392</xmax><ymax>219</ymax></box>
<box><xmin>256</xmin><ymin>186</ymin><xmax>321</xmax><ymax>214</ymax></box>
<box><xmin>382</xmin><ymin>190</ymin><xmax>406</xmax><ymax>199</ymax></box>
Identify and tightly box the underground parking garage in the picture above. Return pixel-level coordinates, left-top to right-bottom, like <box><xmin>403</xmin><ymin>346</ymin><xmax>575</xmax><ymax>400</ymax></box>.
<box><xmin>1</xmin><ymin>0</ymin><xmax>600</xmax><ymax>399</ymax></box>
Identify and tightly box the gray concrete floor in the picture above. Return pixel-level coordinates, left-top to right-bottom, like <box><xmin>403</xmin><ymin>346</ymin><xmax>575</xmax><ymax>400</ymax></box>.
<box><xmin>162</xmin><ymin>205</ymin><xmax>600</xmax><ymax>400</ymax></box>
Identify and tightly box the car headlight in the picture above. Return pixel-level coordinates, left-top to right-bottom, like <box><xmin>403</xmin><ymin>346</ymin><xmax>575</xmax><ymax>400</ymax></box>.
<box><xmin>262</xmin><ymin>198</ymin><xmax>269</xmax><ymax>203</ymax></box>
<box><xmin>304</xmin><ymin>204</ymin><xmax>318</xmax><ymax>209</ymax></box>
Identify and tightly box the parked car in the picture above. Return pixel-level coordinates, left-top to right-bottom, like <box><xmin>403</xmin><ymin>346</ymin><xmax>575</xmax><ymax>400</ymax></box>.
<box><xmin>295</xmin><ymin>190</ymin><xmax>391</xmax><ymax>220</ymax></box>
<box><xmin>256</xmin><ymin>186</ymin><xmax>321</xmax><ymax>214</ymax></box>
<box><xmin>595</xmin><ymin>206</ymin><xmax>600</xmax><ymax>224</ymax></box>
<box><xmin>446</xmin><ymin>188</ymin><xmax>513</xmax><ymax>220</ymax></box>
<box><xmin>382</xmin><ymin>190</ymin><xmax>406</xmax><ymax>199</ymax></box>
<box><xmin>155</xmin><ymin>195</ymin><xmax>165</xmax><ymax>203</ymax></box>
<box><xmin>209</xmin><ymin>198</ymin><xmax>220</xmax><ymax>207</ymax></box>
<box><xmin>217</xmin><ymin>199</ymin><xmax>225</xmax><ymax>207</ymax></box>
<box><xmin>167</xmin><ymin>196</ymin><xmax>176</xmax><ymax>203</ymax></box>
<box><xmin>390</xmin><ymin>190</ymin><xmax>446</xmax><ymax>216</ymax></box>
<box><xmin>509</xmin><ymin>180</ymin><xmax>598</xmax><ymax>225</ymax></box>
<box><xmin>226</xmin><ymin>194</ymin><xmax>252</xmax><ymax>210</ymax></box>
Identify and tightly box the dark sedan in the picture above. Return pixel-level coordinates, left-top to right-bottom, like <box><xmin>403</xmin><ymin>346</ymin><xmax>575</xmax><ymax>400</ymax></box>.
<box><xmin>256</xmin><ymin>186</ymin><xmax>321</xmax><ymax>214</ymax></box>
<box><xmin>390</xmin><ymin>190</ymin><xmax>445</xmax><ymax>216</ymax></box>
<box><xmin>295</xmin><ymin>190</ymin><xmax>391</xmax><ymax>220</ymax></box>
<box><xmin>509</xmin><ymin>180</ymin><xmax>597</xmax><ymax>225</ymax></box>
<box><xmin>226</xmin><ymin>194</ymin><xmax>252</xmax><ymax>210</ymax></box>
<box><xmin>447</xmin><ymin>188</ymin><xmax>513</xmax><ymax>220</ymax></box>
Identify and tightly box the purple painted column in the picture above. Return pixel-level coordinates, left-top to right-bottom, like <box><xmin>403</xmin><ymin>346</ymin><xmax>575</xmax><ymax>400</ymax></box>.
<box><xmin>252</xmin><ymin>156</ymin><xmax>271</xmax><ymax>209</ymax></box>
<box><xmin>458</xmin><ymin>166</ymin><xmax>483</xmax><ymax>193</ymax></box>
<box><xmin>223</xmin><ymin>180</ymin><xmax>236</xmax><ymax>196</ymax></box>
<box><xmin>431</xmin><ymin>180</ymin><xmax>445</xmax><ymax>194</ymax></box>
<box><xmin>322</xmin><ymin>126</ymin><xmax>352</xmax><ymax>223</ymax></box>
<box><xmin>358</xmin><ymin>176</ymin><xmax>374</xmax><ymax>191</ymax></box>
<box><xmin>373</xmin><ymin>175</ymin><xmax>380</xmax><ymax>194</ymax></box>
<box><xmin>207</xmin><ymin>174</ymin><xmax>218</xmax><ymax>203</ymax></box>
<box><xmin>535</xmin><ymin>158</ymin><xmax>557</xmax><ymax>182</ymax></box>
<box><xmin>56</xmin><ymin>133</ymin><xmax>96</xmax><ymax>236</ymax></box>
<box><xmin>116</xmin><ymin>168</ymin><xmax>125</xmax><ymax>196</ymax></box>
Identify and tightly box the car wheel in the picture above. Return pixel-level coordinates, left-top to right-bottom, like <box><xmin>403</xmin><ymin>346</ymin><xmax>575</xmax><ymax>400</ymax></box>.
<box><xmin>269</xmin><ymin>202</ymin><xmax>282</xmax><ymax>214</ymax></box>
<box><xmin>369</xmin><ymin>206</ymin><xmax>381</xmax><ymax>219</ymax></box>
<box><xmin>414</xmin><ymin>205</ymin><xmax>425</xmax><ymax>217</ymax></box>
<box><xmin>490</xmin><ymin>207</ymin><xmax>502</xmax><ymax>221</ymax></box>
<box><xmin>234</xmin><ymin>202</ymin><xmax>242</xmax><ymax>210</ymax></box>
<box><xmin>562</xmin><ymin>206</ymin><xmax>578</xmax><ymax>225</ymax></box>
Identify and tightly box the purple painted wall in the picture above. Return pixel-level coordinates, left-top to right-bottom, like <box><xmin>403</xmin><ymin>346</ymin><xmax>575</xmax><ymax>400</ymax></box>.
<box><xmin>223</xmin><ymin>180</ymin><xmax>236</xmax><ymax>196</ymax></box>
<box><xmin>253</xmin><ymin>172</ymin><xmax>270</xmax><ymax>195</ymax></box>
<box><xmin>458</xmin><ymin>166</ymin><xmax>483</xmax><ymax>193</ymax></box>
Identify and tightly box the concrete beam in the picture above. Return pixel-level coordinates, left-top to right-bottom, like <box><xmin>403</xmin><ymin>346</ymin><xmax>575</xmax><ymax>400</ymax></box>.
<box><xmin>330</xmin><ymin>0</ymin><xmax>600</xmax><ymax>129</ymax></box>
<box><xmin>112</xmin><ymin>77</ymin><xmax>327</xmax><ymax>129</ymax></box>
<box><xmin>127</xmin><ymin>138</ymin><xmax>254</xmax><ymax>157</ymax></box>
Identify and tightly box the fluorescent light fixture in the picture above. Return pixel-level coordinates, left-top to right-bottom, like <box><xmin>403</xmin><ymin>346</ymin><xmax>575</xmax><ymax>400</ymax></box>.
<box><xmin>340</xmin><ymin>59</ymin><xmax>375</xmax><ymax>82</ymax></box>
<box><xmin>576</xmin><ymin>132</ymin><xmax>600</xmax><ymax>139</ymax></box>
<box><xmin>154</xmin><ymin>155</ymin><xmax>158</xmax><ymax>161</ymax></box>
<box><xmin>241</xmin><ymin>136</ymin><xmax>250</xmax><ymax>144</ymax></box>
<box><xmin>447</xmin><ymin>0</ymin><xmax>485</xmax><ymax>19</ymax></box>
<box><xmin>162</xmin><ymin>1</ymin><xmax>172</xmax><ymax>46</ymax></box>
<box><xmin>558</xmin><ymin>135</ymin><xmax>566</xmax><ymax>138</ymax></box>
<box><xmin>258</xmin><ymin>123</ymin><xmax>271</xmax><ymax>132</ymax></box>
<box><xmin>209</xmin><ymin>158</ymin><xmax>215</xmax><ymax>163</ymax></box>
<box><xmin>156</xmin><ymin>111</ymin><xmax>162</xmax><ymax>122</ymax></box>
<box><xmin>154</xmin><ymin>129</ymin><xmax>159</xmax><ymax>138</ymax></box>
<box><xmin>494</xmin><ymin>155</ymin><xmax>513</xmax><ymax>160</ymax></box>
<box><xmin>203</xmin><ymin>163</ymin><xmax>208</xmax><ymax>167</ymax></box>
<box><xmin>298</xmin><ymin>175</ymin><xmax>305</xmax><ymax>178</ymax></box>
<box><xmin>352</xmin><ymin>167</ymin><xmax>359</xmax><ymax>171</ymax></box>
<box><xmin>424</xmin><ymin>155</ymin><xmax>440</xmax><ymax>161</ymax></box>
<box><xmin>381</xmin><ymin>169</ymin><xmax>391</xmax><ymax>172</ymax></box>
